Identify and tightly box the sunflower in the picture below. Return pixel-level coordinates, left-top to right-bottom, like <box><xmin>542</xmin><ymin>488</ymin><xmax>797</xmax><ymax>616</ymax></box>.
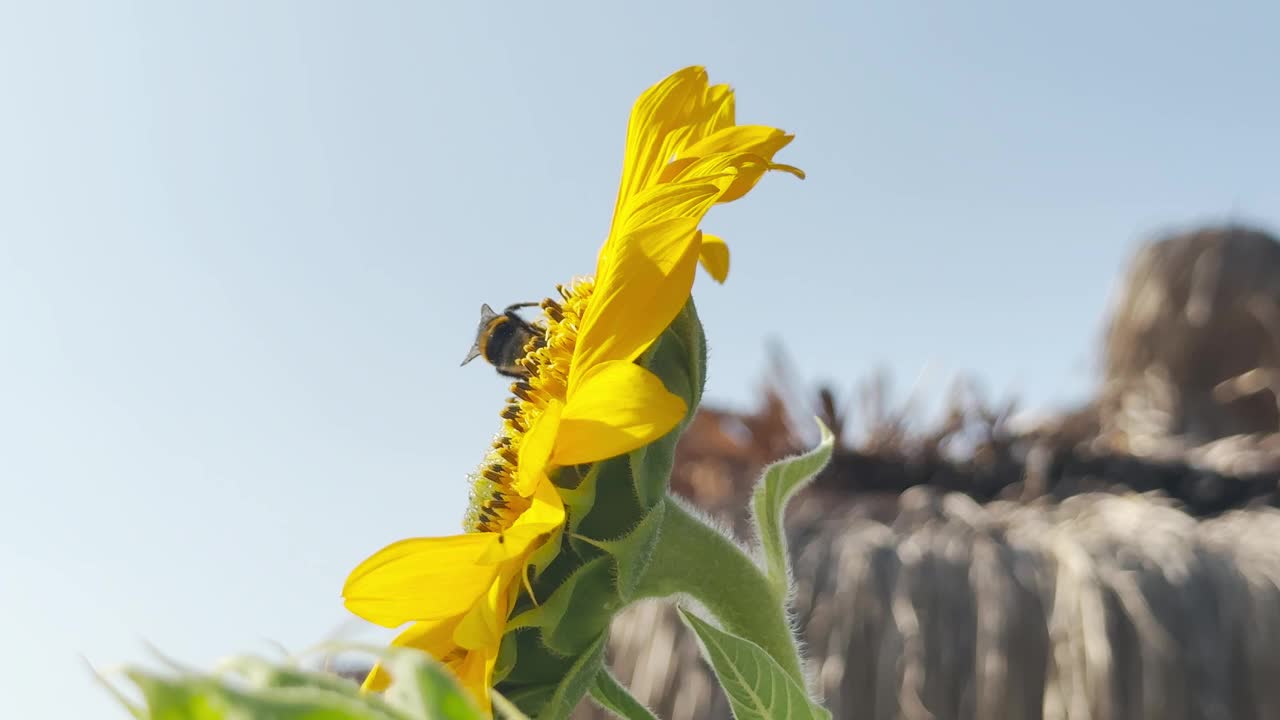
<box><xmin>342</xmin><ymin>66</ymin><xmax>800</xmax><ymax>714</ymax></box>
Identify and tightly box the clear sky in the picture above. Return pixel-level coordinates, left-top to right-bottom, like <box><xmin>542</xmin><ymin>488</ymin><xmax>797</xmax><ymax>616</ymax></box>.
<box><xmin>2</xmin><ymin>1</ymin><xmax>1277</xmax><ymax>716</ymax></box>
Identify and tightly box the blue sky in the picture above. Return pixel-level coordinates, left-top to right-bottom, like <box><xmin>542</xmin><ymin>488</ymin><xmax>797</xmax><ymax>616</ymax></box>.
<box><xmin>2</xmin><ymin>1</ymin><xmax>1277</xmax><ymax>716</ymax></box>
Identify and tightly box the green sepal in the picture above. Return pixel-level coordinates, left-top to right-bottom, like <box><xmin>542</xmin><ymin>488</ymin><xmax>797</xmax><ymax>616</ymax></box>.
<box><xmin>537</xmin><ymin>633</ymin><xmax>607</xmax><ymax>720</ymax></box>
<box><xmin>492</xmin><ymin>630</ymin><xmax>520</xmax><ymax>687</ymax></box>
<box><xmin>589</xmin><ymin>669</ymin><xmax>659</xmax><ymax>720</ymax></box>
<box><xmin>555</xmin><ymin>463</ymin><xmax>601</xmax><ymax>536</ymax></box>
<box><xmin>750</xmin><ymin>418</ymin><xmax>835</xmax><ymax>599</ymax></box>
<box><xmin>679</xmin><ymin>609</ymin><xmax>831</xmax><ymax>720</ymax></box>
<box><xmin>569</xmin><ymin>455</ymin><xmax>642</xmax><ymax>553</ymax></box>
<box><xmin>495</xmin><ymin>634</ymin><xmax>606</xmax><ymax>720</ymax></box>
<box><xmin>627</xmin><ymin>427</ymin><xmax>680</xmax><ymax>515</ymax></box>
<box><xmin>633</xmin><ymin>299</ymin><xmax>707</xmax><ymax>509</ymax></box>
<box><xmin>527</xmin><ymin>532</ymin><xmax>565</xmax><ymax>583</ymax></box>
<box><xmin>500</xmin><ymin>631</ymin><xmax>574</xmax><ymax>687</ymax></box>
<box><xmin>576</xmin><ymin>498</ymin><xmax>665</xmax><ymax>602</ymax></box>
<box><xmin>500</xmin><ymin>683</ymin><xmax>555</xmax><ymax>719</ymax></box>
<box><xmin>509</xmin><ymin>556</ymin><xmax>620</xmax><ymax>656</ymax></box>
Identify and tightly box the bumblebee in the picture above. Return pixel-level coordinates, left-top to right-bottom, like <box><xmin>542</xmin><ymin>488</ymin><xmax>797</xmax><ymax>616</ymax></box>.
<box><xmin>461</xmin><ymin>302</ymin><xmax>541</xmax><ymax>378</ymax></box>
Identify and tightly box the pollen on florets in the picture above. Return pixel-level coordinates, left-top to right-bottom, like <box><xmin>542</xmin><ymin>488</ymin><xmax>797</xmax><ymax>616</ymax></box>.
<box><xmin>464</xmin><ymin>279</ymin><xmax>595</xmax><ymax>533</ymax></box>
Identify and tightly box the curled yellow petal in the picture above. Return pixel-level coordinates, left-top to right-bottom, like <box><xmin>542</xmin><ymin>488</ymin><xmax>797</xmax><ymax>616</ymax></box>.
<box><xmin>361</xmin><ymin>616</ymin><xmax>496</xmax><ymax>715</ymax></box>
<box><xmin>615</xmin><ymin>181</ymin><xmax>722</xmax><ymax>236</ymax></box>
<box><xmin>661</xmin><ymin>125</ymin><xmax>794</xmax><ymax>183</ymax></box>
<box><xmin>610</xmin><ymin>66</ymin><xmax>709</xmax><ymax>234</ymax></box>
<box><xmin>699</xmin><ymin>234</ymin><xmax>730</xmax><ymax>284</ymax></box>
<box><xmin>343</xmin><ymin>534</ymin><xmax>501</xmax><ymax>628</ymax></box>
<box><xmin>695</xmin><ymin>83</ymin><xmax>735</xmax><ymax>141</ymax></box>
<box><xmin>553</xmin><ymin>361</ymin><xmax>687</xmax><ymax>466</ymax></box>
<box><xmin>478</xmin><ymin>477</ymin><xmax>566</xmax><ymax>565</ymax></box>
<box><xmin>514</xmin><ymin>400</ymin><xmax>562</xmax><ymax>498</ymax></box>
<box><xmin>453</xmin><ymin>571</ymin><xmax>510</xmax><ymax>651</ymax></box>
<box><xmin>668</xmin><ymin>152</ymin><xmax>776</xmax><ymax>204</ymax></box>
<box><xmin>687</xmin><ymin>125</ymin><xmax>794</xmax><ymax>163</ymax></box>
<box><xmin>360</xmin><ymin>617</ymin><xmax>460</xmax><ymax>691</ymax></box>
<box><xmin>450</xmin><ymin>644</ymin><xmax>496</xmax><ymax>716</ymax></box>
<box><xmin>574</xmin><ymin>217</ymin><xmax>702</xmax><ymax>384</ymax></box>
<box><xmin>509</xmin><ymin>473</ymin><xmax>567</xmax><ymax>533</ymax></box>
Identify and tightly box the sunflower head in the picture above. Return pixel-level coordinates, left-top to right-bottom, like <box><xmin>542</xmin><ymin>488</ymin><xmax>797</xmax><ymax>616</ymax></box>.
<box><xmin>344</xmin><ymin>65</ymin><xmax>801</xmax><ymax>718</ymax></box>
<box><xmin>464</xmin><ymin>280</ymin><xmax>595</xmax><ymax>534</ymax></box>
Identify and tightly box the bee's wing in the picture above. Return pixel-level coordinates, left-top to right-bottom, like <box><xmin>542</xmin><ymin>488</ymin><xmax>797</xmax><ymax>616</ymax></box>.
<box><xmin>461</xmin><ymin>340</ymin><xmax>485</xmax><ymax>366</ymax></box>
<box><xmin>461</xmin><ymin>304</ymin><xmax>500</xmax><ymax>366</ymax></box>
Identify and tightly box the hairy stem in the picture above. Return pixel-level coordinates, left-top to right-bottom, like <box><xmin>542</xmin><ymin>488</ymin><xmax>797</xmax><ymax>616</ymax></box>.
<box><xmin>632</xmin><ymin>495</ymin><xmax>804</xmax><ymax>684</ymax></box>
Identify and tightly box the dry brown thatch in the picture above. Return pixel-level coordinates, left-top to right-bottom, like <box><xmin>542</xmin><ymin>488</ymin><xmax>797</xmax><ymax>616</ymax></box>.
<box><xmin>590</xmin><ymin>488</ymin><xmax>1280</xmax><ymax>720</ymax></box>
<box><xmin>1101</xmin><ymin>225</ymin><xmax>1280</xmax><ymax>454</ymax></box>
<box><xmin>577</xmin><ymin>224</ymin><xmax>1280</xmax><ymax>720</ymax></box>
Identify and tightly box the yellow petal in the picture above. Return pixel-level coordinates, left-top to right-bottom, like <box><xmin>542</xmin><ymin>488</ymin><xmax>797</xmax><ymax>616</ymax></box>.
<box><xmin>686</xmin><ymin>125</ymin><xmax>794</xmax><ymax>164</ymax></box>
<box><xmin>343</xmin><ymin>534</ymin><xmax>501</xmax><ymax>628</ymax></box>
<box><xmin>696</xmin><ymin>84</ymin><xmax>736</xmax><ymax>141</ymax></box>
<box><xmin>660</xmin><ymin>126</ymin><xmax>792</xmax><ymax>183</ymax></box>
<box><xmin>362</xmin><ymin>617</ymin><xmax>497</xmax><ymax>716</ymax></box>
<box><xmin>509</xmin><ymin>473</ymin><xmax>567</xmax><ymax>534</ymax></box>
<box><xmin>615</xmin><ymin>181</ymin><xmax>722</xmax><ymax>236</ymax></box>
<box><xmin>574</xmin><ymin>217</ymin><xmax>702</xmax><ymax>384</ymax></box>
<box><xmin>514</xmin><ymin>400</ymin><xmax>562</xmax><ymax>497</ymax></box>
<box><xmin>553</xmin><ymin>361</ymin><xmax>687</xmax><ymax>466</ymax></box>
<box><xmin>609</xmin><ymin>66</ymin><xmax>709</xmax><ymax>236</ymax></box>
<box><xmin>478</xmin><ymin>478</ymin><xmax>566</xmax><ymax>564</ymax></box>
<box><xmin>359</xmin><ymin>616</ymin><xmax>462</xmax><ymax>692</ymax></box>
<box><xmin>453</xmin><ymin>573</ymin><xmax>508</xmax><ymax>652</ymax></box>
<box><xmin>669</xmin><ymin>152</ymin><xmax>773</xmax><ymax>204</ymax></box>
<box><xmin>453</xmin><ymin>557</ymin><xmax>525</xmax><ymax>651</ymax></box>
<box><xmin>451</xmin><ymin>644</ymin><xmax>497</xmax><ymax>717</ymax></box>
<box><xmin>513</xmin><ymin>477</ymin><xmax>570</xmax><ymax>579</ymax></box>
<box><xmin>699</xmin><ymin>234</ymin><xmax>730</xmax><ymax>284</ymax></box>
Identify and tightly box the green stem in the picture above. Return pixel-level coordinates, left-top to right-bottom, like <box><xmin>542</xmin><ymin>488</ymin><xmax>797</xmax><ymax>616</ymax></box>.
<box><xmin>633</xmin><ymin>495</ymin><xmax>805</xmax><ymax>685</ymax></box>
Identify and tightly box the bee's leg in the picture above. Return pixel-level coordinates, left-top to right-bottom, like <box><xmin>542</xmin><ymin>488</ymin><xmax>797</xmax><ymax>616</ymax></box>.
<box><xmin>502</xmin><ymin>301</ymin><xmax>541</xmax><ymax>313</ymax></box>
<box><xmin>495</xmin><ymin>364</ymin><xmax>530</xmax><ymax>379</ymax></box>
<box><xmin>503</xmin><ymin>303</ymin><xmax>541</xmax><ymax>334</ymax></box>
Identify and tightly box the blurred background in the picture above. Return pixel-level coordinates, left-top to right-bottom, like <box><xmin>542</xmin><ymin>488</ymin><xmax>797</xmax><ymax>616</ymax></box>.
<box><xmin>2</xmin><ymin>1</ymin><xmax>1278</xmax><ymax>717</ymax></box>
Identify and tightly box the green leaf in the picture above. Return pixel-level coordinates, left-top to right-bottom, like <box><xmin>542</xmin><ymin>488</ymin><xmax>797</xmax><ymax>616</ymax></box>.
<box><xmin>491</xmin><ymin>690</ymin><xmax>533</xmax><ymax>720</ymax></box>
<box><xmin>103</xmin><ymin>647</ymin><xmax>485</xmax><ymax>720</ymax></box>
<box><xmin>678</xmin><ymin>609</ymin><xmax>831</xmax><ymax>720</ymax></box>
<box><xmin>749</xmin><ymin>418</ymin><xmax>835</xmax><ymax>599</ymax></box>
<box><xmin>377</xmin><ymin>646</ymin><xmax>486</xmax><ymax>720</ymax></box>
<box><xmin>121</xmin><ymin>668</ymin><xmax>407</xmax><ymax>720</ymax></box>
<box><xmin>536</xmin><ymin>633</ymin><xmax>606</xmax><ymax>720</ymax></box>
<box><xmin>88</xmin><ymin>661</ymin><xmax>146</xmax><ymax>719</ymax></box>
<box><xmin>588</xmin><ymin>669</ymin><xmax>659</xmax><ymax>720</ymax></box>
<box><xmin>217</xmin><ymin>655</ymin><xmax>372</xmax><ymax>696</ymax></box>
